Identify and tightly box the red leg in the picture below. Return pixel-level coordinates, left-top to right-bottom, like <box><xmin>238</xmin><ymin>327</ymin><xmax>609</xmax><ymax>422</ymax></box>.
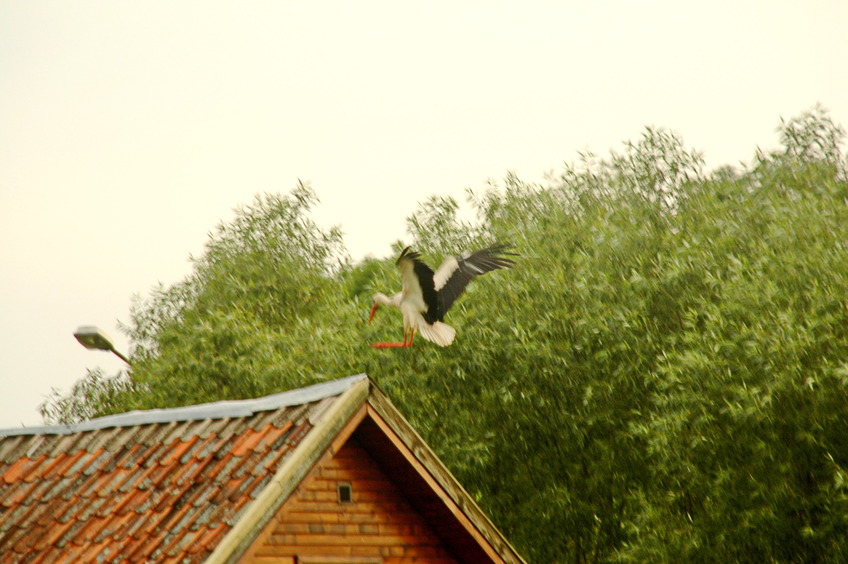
<box><xmin>371</xmin><ymin>329</ymin><xmax>415</xmax><ymax>349</ymax></box>
<box><xmin>370</xmin><ymin>341</ymin><xmax>410</xmax><ymax>348</ymax></box>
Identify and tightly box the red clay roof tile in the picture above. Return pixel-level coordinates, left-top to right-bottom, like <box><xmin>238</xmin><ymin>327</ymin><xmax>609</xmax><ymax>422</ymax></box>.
<box><xmin>229</xmin><ymin>428</ymin><xmax>265</xmax><ymax>457</ymax></box>
<box><xmin>1</xmin><ymin>476</ymin><xmax>38</xmax><ymax>507</ymax></box>
<box><xmin>158</xmin><ymin>436</ymin><xmax>199</xmax><ymax>467</ymax></box>
<box><xmin>2</xmin><ymin>457</ymin><xmax>38</xmax><ymax>483</ymax></box>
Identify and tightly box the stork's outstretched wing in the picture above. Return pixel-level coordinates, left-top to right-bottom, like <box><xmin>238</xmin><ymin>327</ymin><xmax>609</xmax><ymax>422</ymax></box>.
<box><xmin>427</xmin><ymin>244</ymin><xmax>517</xmax><ymax>323</ymax></box>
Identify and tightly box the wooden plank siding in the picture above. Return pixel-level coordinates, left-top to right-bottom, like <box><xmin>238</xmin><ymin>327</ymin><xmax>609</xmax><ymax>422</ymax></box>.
<box><xmin>239</xmin><ymin>436</ymin><xmax>460</xmax><ymax>564</ymax></box>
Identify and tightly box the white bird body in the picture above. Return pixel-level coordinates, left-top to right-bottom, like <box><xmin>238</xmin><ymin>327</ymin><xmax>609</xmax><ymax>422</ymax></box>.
<box><xmin>369</xmin><ymin>244</ymin><xmax>516</xmax><ymax>348</ymax></box>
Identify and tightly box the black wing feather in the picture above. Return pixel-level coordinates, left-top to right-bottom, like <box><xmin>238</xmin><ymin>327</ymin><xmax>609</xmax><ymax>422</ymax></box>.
<box><xmin>431</xmin><ymin>244</ymin><xmax>517</xmax><ymax>322</ymax></box>
<box><xmin>413</xmin><ymin>259</ymin><xmax>440</xmax><ymax>321</ymax></box>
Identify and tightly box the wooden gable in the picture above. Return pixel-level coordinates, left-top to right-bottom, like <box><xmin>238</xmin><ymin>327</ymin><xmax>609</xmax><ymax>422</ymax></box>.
<box><xmin>236</xmin><ymin>391</ymin><xmax>515</xmax><ymax>564</ymax></box>
<box><xmin>242</xmin><ymin>424</ymin><xmax>459</xmax><ymax>563</ymax></box>
<box><xmin>219</xmin><ymin>384</ymin><xmax>523</xmax><ymax>564</ymax></box>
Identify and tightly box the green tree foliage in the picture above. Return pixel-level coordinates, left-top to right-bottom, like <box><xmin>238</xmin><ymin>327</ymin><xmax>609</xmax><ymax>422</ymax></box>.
<box><xmin>42</xmin><ymin>107</ymin><xmax>848</xmax><ymax>562</ymax></box>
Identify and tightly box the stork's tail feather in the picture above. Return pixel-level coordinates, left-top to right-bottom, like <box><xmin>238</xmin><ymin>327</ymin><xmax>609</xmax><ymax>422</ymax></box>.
<box><xmin>418</xmin><ymin>322</ymin><xmax>456</xmax><ymax>347</ymax></box>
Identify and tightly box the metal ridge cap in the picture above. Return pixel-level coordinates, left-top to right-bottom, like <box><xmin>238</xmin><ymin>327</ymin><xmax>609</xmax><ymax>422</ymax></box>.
<box><xmin>0</xmin><ymin>374</ymin><xmax>368</xmax><ymax>437</ymax></box>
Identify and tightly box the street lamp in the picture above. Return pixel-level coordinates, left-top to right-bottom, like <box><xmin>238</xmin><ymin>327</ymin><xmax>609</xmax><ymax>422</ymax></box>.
<box><xmin>73</xmin><ymin>326</ymin><xmax>131</xmax><ymax>365</ymax></box>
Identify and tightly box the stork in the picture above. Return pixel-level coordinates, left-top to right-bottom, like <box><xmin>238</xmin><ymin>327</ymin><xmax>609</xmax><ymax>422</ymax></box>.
<box><xmin>369</xmin><ymin>244</ymin><xmax>517</xmax><ymax>348</ymax></box>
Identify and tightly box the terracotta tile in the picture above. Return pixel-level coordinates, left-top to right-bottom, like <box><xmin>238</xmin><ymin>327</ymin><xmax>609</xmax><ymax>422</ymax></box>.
<box><xmin>171</xmin><ymin>502</ymin><xmax>208</xmax><ymax>538</ymax></box>
<box><xmin>85</xmin><ymin>426</ymin><xmax>129</xmax><ymax>455</ymax></box>
<box><xmin>224</xmin><ymin>493</ymin><xmax>253</xmax><ymax>526</ymax></box>
<box><xmin>51</xmin><ymin>540</ymin><xmax>86</xmax><ymax>564</ymax></box>
<box><xmin>78</xmin><ymin>495</ymin><xmax>111</xmax><ymax>522</ymax></box>
<box><xmin>189</xmin><ymin>432</ymin><xmax>223</xmax><ymax>461</ymax></box>
<box><xmin>248</xmin><ymin>473</ymin><xmax>274</xmax><ymax>499</ymax></box>
<box><xmin>190</xmin><ymin>523</ymin><xmax>229</xmax><ymax>554</ymax></box>
<box><xmin>123</xmin><ymin>507</ymin><xmax>163</xmax><ymax>541</ymax></box>
<box><xmin>135</xmin><ymin>458</ymin><xmax>175</xmax><ymax>492</ymax></box>
<box><xmin>73</xmin><ymin>466</ymin><xmax>106</xmax><ymax>500</ymax></box>
<box><xmin>230</xmin><ymin>429</ymin><xmax>265</xmax><ymax>457</ymax></box>
<box><xmin>124</xmin><ymin>528</ymin><xmax>166</xmax><ymax>562</ymax></box>
<box><xmin>34</xmin><ymin>495</ymin><xmax>70</xmax><ymax>527</ymax></box>
<box><xmin>32</xmin><ymin>517</ymin><xmax>75</xmax><ymax>553</ymax></box>
<box><xmin>76</xmin><ymin>515</ymin><xmax>106</xmax><ymax>544</ymax></box>
<box><xmin>113</xmin><ymin>489</ymin><xmax>144</xmax><ymax>520</ymax></box>
<box><xmin>76</xmin><ymin>539</ymin><xmax>113</xmax><ymax>563</ymax></box>
<box><xmin>229</xmin><ymin>472</ymin><xmax>263</xmax><ymax>502</ymax></box>
<box><xmin>256</xmin><ymin>423</ymin><xmax>294</xmax><ymax>452</ymax></box>
<box><xmin>158</xmin><ymin>436</ymin><xmax>199</xmax><ymax>467</ymax></box>
<box><xmin>251</xmin><ymin>447</ymin><xmax>288</xmax><ymax>476</ymax></box>
<box><xmin>0</xmin><ymin>435</ymin><xmax>27</xmax><ymax>462</ymax></box>
<box><xmin>54</xmin><ymin>488</ymin><xmax>89</xmax><ymax>523</ymax></box>
<box><xmin>245</xmin><ymin>425</ymin><xmax>277</xmax><ymax>454</ymax></box>
<box><xmin>81</xmin><ymin>467</ymin><xmax>129</xmax><ymax>499</ymax></box>
<box><xmin>203</xmin><ymin>496</ymin><xmax>239</xmax><ymax>528</ymax></box>
<box><xmin>228</xmin><ymin>449</ymin><xmax>265</xmax><ymax>480</ymax></box>
<box><xmin>205</xmin><ymin>451</ymin><xmax>242</xmax><ymax>481</ymax></box>
<box><xmin>112</xmin><ymin>443</ymin><xmax>143</xmax><ymax>469</ymax></box>
<box><xmin>28</xmin><ymin>543</ymin><xmax>65</xmax><ymax>564</ymax></box>
<box><xmin>12</xmin><ymin>521</ymin><xmax>50</xmax><ymax>554</ymax></box>
<box><xmin>3</xmin><ymin>496</ymin><xmax>44</xmax><ymax>531</ymax></box>
<box><xmin>137</xmin><ymin>421</ymin><xmax>179</xmax><ymax>447</ymax></box>
<box><xmin>2</xmin><ymin>457</ymin><xmax>37</xmax><ymax>484</ymax></box>
<box><xmin>93</xmin><ymin>509</ymin><xmax>137</xmax><ymax>544</ymax></box>
<box><xmin>285</xmin><ymin>420</ymin><xmax>313</xmax><ymax>447</ymax></box>
<box><xmin>25</xmin><ymin>473</ymin><xmax>68</xmax><ymax>506</ymax></box>
<box><xmin>122</xmin><ymin>505</ymin><xmax>155</xmax><ymax>539</ymax></box>
<box><xmin>150</xmin><ymin>484</ymin><xmax>182</xmax><ymax>514</ymax></box>
<box><xmin>31</xmin><ymin>523</ymin><xmax>62</xmax><ymax>552</ymax></box>
<box><xmin>75</xmin><ymin>494</ymin><xmax>109</xmax><ymax>524</ymax></box>
<box><xmin>183</xmin><ymin>503</ymin><xmax>218</xmax><ymax>532</ymax></box>
<box><xmin>64</xmin><ymin>451</ymin><xmax>100</xmax><ymax>478</ymax></box>
<box><xmin>53</xmin><ymin>516</ymin><xmax>87</xmax><ymax>548</ymax></box>
<box><xmin>18</xmin><ymin>455</ymin><xmax>51</xmax><ymax>482</ymax></box>
<box><xmin>139</xmin><ymin>443</ymin><xmax>169</xmax><ymax>469</ymax></box>
<box><xmin>102</xmin><ymin>532</ymin><xmax>137</xmax><ymax>562</ymax></box>
<box><xmin>171</xmin><ymin>456</ymin><xmax>209</xmax><ymax>486</ymax></box>
<box><xmin>158</xmin><ymin>492</ymin><xmax>197</xmax><ymax>533</ymax></box>
<box><xmin>160</xmin><ymin>525</ymin><xmax>194</xmax><ymax>558</ymax></box>
<box><xmin>112</xmin><ymin>482</ymin><xmax>157</xmax><ymax>517</ymax></box>
<box><xmin>81</xmin><ymin>449</ymin><xmax>111</xmax><ymax>476</ymax></box>
<box><xmin>38</xmin><ymin>453</ymin><xmax>73</xmax><ymax>480</ymax></box>
<box><xmin>53</xmin><ymin>433</ymin><xmax>82</xmax><ymax>456</ymax></box>
<box><xmin>177</xmin><ymin>433</ymin><xmax>217</xmax><ymax>463</ymax></box>
<box><xmin>1</xmin><ymin>476</ymin><xmax>40</xmax><ymax>507</ymax></box>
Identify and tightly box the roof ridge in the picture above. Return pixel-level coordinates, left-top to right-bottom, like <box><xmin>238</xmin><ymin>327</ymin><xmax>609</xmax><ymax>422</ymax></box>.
<box><xmin>0</xmin><ymin>374</ymin><xmax>367</xmax><ymax>437</ymax></box>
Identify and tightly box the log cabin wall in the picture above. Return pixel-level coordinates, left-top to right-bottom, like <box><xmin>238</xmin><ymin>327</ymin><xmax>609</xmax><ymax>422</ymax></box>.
<box><xmin>239</xmin><ymin>434</ymin><xmax>460</xmax><ymax>564</ymax></box>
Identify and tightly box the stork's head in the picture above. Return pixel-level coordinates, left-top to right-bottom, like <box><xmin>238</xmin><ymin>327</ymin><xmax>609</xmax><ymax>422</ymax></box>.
<box><xmin>369</xmin><ymin>292</ymin><xmax>395</xmax><ymax>324</ymax></box>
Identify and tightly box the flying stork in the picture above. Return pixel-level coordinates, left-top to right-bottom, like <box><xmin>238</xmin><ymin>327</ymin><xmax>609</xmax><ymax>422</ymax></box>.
<box><xmin>368</xmin><ymin>244</ymin><xmax>517</xmax><ymax>348</ymax></box>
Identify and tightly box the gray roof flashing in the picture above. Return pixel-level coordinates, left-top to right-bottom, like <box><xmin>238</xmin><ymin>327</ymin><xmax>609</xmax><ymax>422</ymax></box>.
<box><xmin>0</xmin><ymin>374</ymin><xmax>367</xmax><ymax>437</ymax></box>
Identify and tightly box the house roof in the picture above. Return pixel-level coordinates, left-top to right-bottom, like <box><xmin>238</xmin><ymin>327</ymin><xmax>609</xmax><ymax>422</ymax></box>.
<box><xmin>0</xmin><ymin>374</ymin><xmax>525</xmax><ymax>564</ymax></box>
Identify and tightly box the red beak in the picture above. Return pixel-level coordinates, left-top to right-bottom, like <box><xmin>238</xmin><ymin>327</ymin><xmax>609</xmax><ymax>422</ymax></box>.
<box><xmin>368</xmin><ymin>303</ymin><xmax>378</xmax><ymax>324</ymax></box>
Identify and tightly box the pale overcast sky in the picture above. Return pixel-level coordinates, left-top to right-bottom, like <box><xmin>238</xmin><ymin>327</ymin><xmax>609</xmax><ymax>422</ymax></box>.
<box><xmin>2</xmin><ymin>1</ymin><xmax>847</xmax><ymax>428</ymax></box>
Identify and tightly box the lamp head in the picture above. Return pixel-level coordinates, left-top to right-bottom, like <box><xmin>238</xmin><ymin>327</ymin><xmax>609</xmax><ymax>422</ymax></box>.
<box><xmin>73</xmin><ymin>326</ymin><xmax>115</xmax><ymax>352</ymax></box>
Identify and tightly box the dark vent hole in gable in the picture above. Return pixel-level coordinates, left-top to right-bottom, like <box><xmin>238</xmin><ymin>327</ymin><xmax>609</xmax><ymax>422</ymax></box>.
<box><xmin>337</xmin><ymin>482</ymin><xmax>352</xmax><ymax>503</ymax></box>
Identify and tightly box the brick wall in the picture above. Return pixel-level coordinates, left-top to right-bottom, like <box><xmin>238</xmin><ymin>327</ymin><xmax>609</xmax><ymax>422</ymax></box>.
<box><xmin>240</xmin><ymin>435</ymin><xmax>460</xmax><ymax>564</ymax></box>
